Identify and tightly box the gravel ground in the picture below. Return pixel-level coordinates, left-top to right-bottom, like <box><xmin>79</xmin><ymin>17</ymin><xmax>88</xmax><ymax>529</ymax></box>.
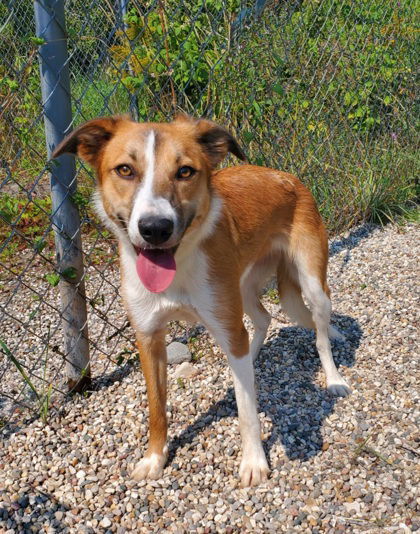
<box><xmin>0</xmin><ymin>223</ymin><xmax>419</xmax><ymax>533</ymax></box>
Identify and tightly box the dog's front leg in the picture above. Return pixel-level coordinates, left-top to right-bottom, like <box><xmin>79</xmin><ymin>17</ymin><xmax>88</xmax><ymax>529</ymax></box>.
<box><xmin>228</xmin><ymin>349</ymin><xmax>270</xmax><ymax>487</ymax></box>
<box><xmin>131</xmin><ymin>330</ymin><xmax>168</xmax><ymax>481</ymax></box>
<box><xmin>197</xmin><ymin>285</ymin><xmax>269</xmax><ymax>487</ymax></box>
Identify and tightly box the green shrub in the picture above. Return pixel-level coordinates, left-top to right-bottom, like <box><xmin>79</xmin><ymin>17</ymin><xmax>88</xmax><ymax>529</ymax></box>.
<box><xmin>208</xmin><ymin>0</ymin><xmax>418</xmax><ymax>231</ymax></box>
<box><xmin>109</xmin><ymin>0</ymin><xmax>241</xmax><ymax>118</ymax></box>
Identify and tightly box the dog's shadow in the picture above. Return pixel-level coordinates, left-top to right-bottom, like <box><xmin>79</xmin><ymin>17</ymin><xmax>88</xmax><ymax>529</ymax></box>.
<box><xmin>168</xmin><ymin>313</ymin><xmax>361</xmax><ymax>464</ymax></box>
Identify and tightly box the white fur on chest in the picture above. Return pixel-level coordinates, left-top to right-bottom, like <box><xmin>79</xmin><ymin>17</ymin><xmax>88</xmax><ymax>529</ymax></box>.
<box><xmin>120</xmin><ymin>245</ymin><xmax>209</xmax><ymax>333</ymax></box>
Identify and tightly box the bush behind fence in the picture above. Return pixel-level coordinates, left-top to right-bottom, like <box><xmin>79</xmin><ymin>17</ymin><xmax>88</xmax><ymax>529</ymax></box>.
<box><xmin>0</xmin><ymin>0</ymin><xmax>418</xmax><ymax>431</ymax></box>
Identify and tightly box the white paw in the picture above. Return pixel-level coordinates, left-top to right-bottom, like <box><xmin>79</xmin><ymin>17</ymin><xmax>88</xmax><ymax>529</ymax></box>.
<box><xmin>327</xmin><ymin>375</ymin><xmax>351</xmax><ymax>397</ymax></box>
<box><xmin>131</xmin><ymin>450</ymin><xmax>167</xmax><ymax>481</ymax></box>
<box><xmin>239</xmin><ymin>453</ymin><xmax>269</xmax><ymax>487</ymax></box>
<box><xmin>329</xmin><ymin>325</ymin><xmax>345</xmax><ymax>342</ymax></box>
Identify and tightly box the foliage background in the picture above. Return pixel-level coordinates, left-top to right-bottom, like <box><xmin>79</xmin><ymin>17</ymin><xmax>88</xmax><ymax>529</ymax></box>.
<box><xmin>1</xmin><ymin>0</ymin><xmax>418</xmax><ymax>251</ymax></box>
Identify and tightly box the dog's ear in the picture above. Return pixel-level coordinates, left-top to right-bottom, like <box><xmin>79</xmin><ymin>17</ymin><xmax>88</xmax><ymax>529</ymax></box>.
<box><xmin>52</xmin><ymin>117</ymin><xmax>121</xmax><ymax>166</ymax></box>
<box><xmin>195</xmin><ymin>119</ymin><xmax>247</xmax><ymax>167</ymax></box>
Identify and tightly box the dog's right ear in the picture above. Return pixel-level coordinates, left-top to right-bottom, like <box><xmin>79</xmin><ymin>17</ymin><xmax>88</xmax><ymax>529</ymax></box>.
<box><xmin>52</xmin><ymin>117</ymin><xmax>120</xmax><ymax>166</ymax></box>
<box><xmin>195</xmin><ymin>118</ymin><xmax>247</xmax><ymax>168</ymax></box>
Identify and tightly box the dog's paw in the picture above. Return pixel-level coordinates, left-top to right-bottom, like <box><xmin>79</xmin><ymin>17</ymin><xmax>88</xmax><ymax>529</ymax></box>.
<box><xmin>239</xmin><ymin>454</ymin><xmax>269</xmax><ymax>487</ymax></box>
<box><xmin>329</xmin><ymin>325</ymin><xmax>345</xmax><ymax>342</ymax></box>
<box><xmin>327</xmin><ymin>376</ymin><xmax>351</xmax><ymax>397</ymax></box>
<box><xmin>131</xmin><ymin>451</ymin><xmax>167</xmax><ymax>481</ymax></box>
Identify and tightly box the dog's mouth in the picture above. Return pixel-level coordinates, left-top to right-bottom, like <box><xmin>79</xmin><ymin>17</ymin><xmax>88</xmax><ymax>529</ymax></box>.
<box><xmin>133</xmin><ymin>245</ymin><xmax>178</xmax><ymax>293</ymax></box>
<box><xmin>133</xmin><ymin>244</ymin><xmax>178</xmax><ymax>256</ymax></box>
<box><xmin>131</xmin><ymin>211</ymin><xmax>194</xmax><ymax>293</ymax></box>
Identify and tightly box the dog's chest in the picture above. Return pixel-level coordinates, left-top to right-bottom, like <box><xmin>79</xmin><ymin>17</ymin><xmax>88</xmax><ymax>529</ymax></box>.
<box><xmin>120</xmin><ymin>246</ymin><xmax>214</xmax><ymax>334</ymax></box>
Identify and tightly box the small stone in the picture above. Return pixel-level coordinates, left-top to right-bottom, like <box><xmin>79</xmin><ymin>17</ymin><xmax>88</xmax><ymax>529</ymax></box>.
<box><xmin>101</xmin><ymin>517</ymin><xmax>112</xmax><ymax>528</ymax></box>
<box><xmin>18</xmin><ymin>496</ymin><xmax>29</xmax><ymax>508</ymax></box>
<box><xmin>343</xmin><ymin>502</ymin><xmax>361</xmax><ymax>514</ymax></box>
<box><xmin>174</xmin><ymin>362</ymin><xmax>197</xmax><ymax>379</ymax></box>
<box><xmin>167</xmin><ymin>342</ymin><xmax>192</xmax><ymax>364</ymax></box>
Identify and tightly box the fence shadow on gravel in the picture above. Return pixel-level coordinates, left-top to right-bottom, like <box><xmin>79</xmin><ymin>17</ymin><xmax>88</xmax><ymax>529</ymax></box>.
<box><xmin>0</xmin><ymin>489</ymin><xmax>70</xmax><ymax>531</ymax></box>
<box><xmin>167</xmin><ymin>313</ymin><xmax>362</xmax><ymax>465</ymax></box>
<box><xmin>329</xmin><ymin>224</ymin><xmax>378</xmax><ymax>260</ymax></box>
<box><xmin>90</xmin><ymin>358</ymin><xmax>139</xmax><ymax>393</ymax></box>
<box><xmin>263</xmin><ymin>313</ymin><xmax>362</xmax><ymax>461</ymax></box>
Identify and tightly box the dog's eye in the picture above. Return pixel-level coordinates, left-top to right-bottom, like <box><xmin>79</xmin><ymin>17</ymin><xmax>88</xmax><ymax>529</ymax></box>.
<box><xmin>176</xmin><ymin>166</ymin><xmax>195</xmax><ymax>180</ymax></box>
<box><xmin>115</xmin><ymin>164</ymin><xmax>134</xmax><ymax>178</ymax></box>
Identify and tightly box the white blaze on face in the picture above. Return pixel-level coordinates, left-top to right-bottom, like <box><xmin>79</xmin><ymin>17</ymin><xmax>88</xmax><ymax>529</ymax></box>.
<box><xmin>128</xmin><ymin>130</ymin><xmax>176</xmax><ymax>245</ymax></box>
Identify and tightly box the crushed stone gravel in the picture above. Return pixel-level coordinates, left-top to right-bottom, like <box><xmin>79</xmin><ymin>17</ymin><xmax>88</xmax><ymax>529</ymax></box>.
<box><xmin>0</xmin><ymin>223</ymin><xmax>418</xmax><ymax>533</ymax></box>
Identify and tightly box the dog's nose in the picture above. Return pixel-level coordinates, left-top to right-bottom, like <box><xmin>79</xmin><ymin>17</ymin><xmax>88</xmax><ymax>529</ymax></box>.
<box><xmin>138</xmin><ymin>216</ymin><xmax>174</xmax><ymax>246</ymax></box>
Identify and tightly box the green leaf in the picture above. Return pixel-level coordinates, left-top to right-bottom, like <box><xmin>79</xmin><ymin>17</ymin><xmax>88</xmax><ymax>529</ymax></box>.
<box><xmin>34</xmin><ymin>237</ymin><xmax>46</xmax><ymax>253</ymax></box>
<box><xmin>343</xmin><ymin>92</ymin><xmax>353</xmax><ymax>106</ymax></box>
<box><xmin>29</xmin><ymin>36</ymin><xmax>46</xmax><ymax>46</ymax></box>
<box><xmin>252</xmin><ymin>101</ymin><xmax>262</xmax><ymax>117</ymax></box>
<box><xmin>273</xmin><ymin>53</ymin><xmax>285</xmax><ymax>66</ymax></box>
<box><xmin>46</xmin><ymin>273</ymin><xmax>60</xmax><ymax>287</ymax></box>
<box><xmin>71</xmin><ymin>191</ymin><xmax>89</xmax><ymax>209</ymax></box>
<box><xmin>273</xmin><ymin>83</ymin><xmax>284</xmax><ymax>96</ymax></box>
<box><xmin>61</xmin><ymin>267</ymin><xmax>77</xmax><ymax>280</ymax></box>
<box><xmin>6</xmin><ymin>79</ymin><xmax>19</xmax><ymax>91</ymax></box>
<box><xmin>242</xmin><ymin>131</ymin><xmax>254</xmax><ymax>143</ymax></box>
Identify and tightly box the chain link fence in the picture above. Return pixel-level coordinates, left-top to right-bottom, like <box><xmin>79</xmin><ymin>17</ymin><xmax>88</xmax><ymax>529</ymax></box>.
<box><xmin>0</xmin><ymin>0</ymin><xmax>417</xmax><ymax>432</ymax></box>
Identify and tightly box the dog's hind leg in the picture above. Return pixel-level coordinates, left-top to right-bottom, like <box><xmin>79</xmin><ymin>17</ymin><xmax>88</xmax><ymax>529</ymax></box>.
<box><xmin>241</xmin><ymin>259</ymin><xmax>275</xmax><ymax>362</ymax></box>
<box><xmin>277</xmin><ymin>274</ymin><xmax>315</xmax><ymax>329</ymax></box>
<box><xmin>246</xmin><ymin>300</ymin><xmax>271</xmax><ymax>363</ymax></box>
<box><xmin>242</xmin><ymin>288</ymin><xmax>271</xmax><ymax>363</ymax></box>
<box><xmin>292</xmin><ymin>253</ymin><xmax>351</xmax><ymax>397</ymax></box>
<box><xmin>277</xmin><ymin>255</ymin><xmax>344</xmax><ymax>341</ymax></box>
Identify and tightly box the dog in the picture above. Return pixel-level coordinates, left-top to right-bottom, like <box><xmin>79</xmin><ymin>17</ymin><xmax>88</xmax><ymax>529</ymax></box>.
<box><xmin>53</xmin><ymin>114</ymin><xmax>350</xmax><ymax>487</ymax></box>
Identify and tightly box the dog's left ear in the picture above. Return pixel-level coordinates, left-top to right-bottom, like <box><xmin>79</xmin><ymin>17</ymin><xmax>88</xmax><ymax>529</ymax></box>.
<box><xmin>195</xmin><ymin>119</ymin><xmax>247</xmax><ymax>167</ymax></box>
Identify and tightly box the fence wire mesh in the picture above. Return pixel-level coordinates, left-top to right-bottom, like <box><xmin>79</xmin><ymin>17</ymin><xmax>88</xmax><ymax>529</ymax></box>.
<box><xmin>0</xmin><ymin>0</ymin><xmax>418</xmax><ymax>432</ymax></box>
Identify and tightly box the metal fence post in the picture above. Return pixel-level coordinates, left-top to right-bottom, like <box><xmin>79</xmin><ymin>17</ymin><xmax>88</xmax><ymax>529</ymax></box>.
<box><xmin>117</xmin><ymin>0</ymin><xmax>139</xmax><ymax>121</ymax></box>
<box><xmin>34</xmin><ymin>0</ymin><xmax>90</xmax><ymax>392</ymax></box>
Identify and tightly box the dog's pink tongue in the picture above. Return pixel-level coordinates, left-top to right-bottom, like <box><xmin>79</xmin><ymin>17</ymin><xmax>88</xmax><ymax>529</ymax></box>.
<box><xmin>136</xmin><ymin>249</ymin><xmax>176</xmax><ymax>293</ymax></box>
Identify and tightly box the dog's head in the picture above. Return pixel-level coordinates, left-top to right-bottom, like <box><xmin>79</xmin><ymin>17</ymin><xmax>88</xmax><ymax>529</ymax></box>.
<box><xmin>53</xmin><ymin>115</ymin><xmax>245</xmax><ymax>254</ymax></box>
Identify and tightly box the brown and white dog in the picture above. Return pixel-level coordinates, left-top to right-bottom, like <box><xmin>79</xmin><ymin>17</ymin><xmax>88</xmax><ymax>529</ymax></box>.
<box><xmin>53</xmin><ymin>115</ymin><xmax>350</xmax><ymax>487</ymax></box>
